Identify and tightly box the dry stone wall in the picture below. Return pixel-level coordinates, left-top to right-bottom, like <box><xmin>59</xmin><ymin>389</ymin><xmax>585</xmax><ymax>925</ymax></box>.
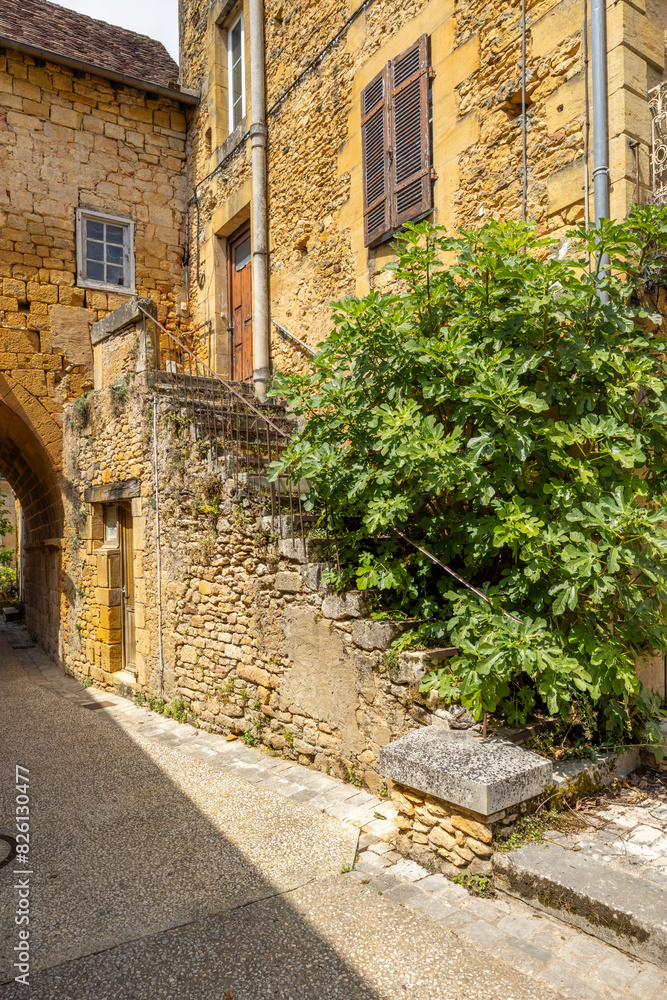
<box><xmin>61</xmin><ymin>363</ymin><xmax>471</xmax><ymax>789</ymax></box>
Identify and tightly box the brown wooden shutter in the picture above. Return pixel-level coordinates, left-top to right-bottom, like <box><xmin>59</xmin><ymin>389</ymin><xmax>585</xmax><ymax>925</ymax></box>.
<box><xmin>389</xmin><ymin>35</ymin><xmax>433</xmax><ymax>229</ymax></box>
<box><xmin>361</xmin><ymin>67</ymin><xmax>391</xmax><ymax>246</ymax></box>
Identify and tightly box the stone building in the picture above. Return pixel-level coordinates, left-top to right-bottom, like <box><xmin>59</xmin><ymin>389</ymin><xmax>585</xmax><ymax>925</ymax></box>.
<box><xmin>180</xmin><ymin>0</ymin><xmax>667</xmax><ymax>391</ymax></box>
<box><xmin>1</xmin><ymin>0</ymin><xmax>667</xmax><ymax>802</ymax></box>
<box><xmin>0</xmin><ymin>0</ymin><xmax>196</xmax><ymax>650</ymax></box>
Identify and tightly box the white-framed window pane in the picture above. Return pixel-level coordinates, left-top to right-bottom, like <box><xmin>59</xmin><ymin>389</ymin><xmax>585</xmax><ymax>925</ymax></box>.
<box><xmin>86</xmin><ymin>239</ymin><xmax>104</xmax><ymax>262</ymax></box>
<box><xmin>87</xmin><ymin>219</ymin><xmax>105</xmax><ymax>241</ymax></box>
<box><xmin>106</xmin><ymin>243</ymin><xmax>123</xmax><ymax>265</ymax></box>
<box><xmin>228</xmin><ymin>12</ymin><xmax>244</xmax><ymax>132</ymax></box>
<box><xmin>231</xmin><ymin>21</ymin><xmax>242</xmax><ymax>65</ymax></box>
<box><xmin>83</xmin><ymin>217</ymin><xmax>130</xmax><ymax>287</ymax></box>
<box><xmin>106</xmin><ymin>225</ymin><xmax>125</xmax><ymax>244</ymax></box>
<box><xmin>106</xmin><ymin>265</ymin><xmax>125</xmax><ymax>285</ymax></box>
<box><xmin>87</xmin><ymin>260</ymin><xmax>105</xmax><ymax>281</ymax></box>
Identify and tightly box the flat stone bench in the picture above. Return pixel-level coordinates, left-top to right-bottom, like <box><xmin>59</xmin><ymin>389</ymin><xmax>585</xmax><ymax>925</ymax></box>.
<box><xmin>379</xmin><ymin>726</ymin><xmax>553</xmax><ymax>873</ymax></box>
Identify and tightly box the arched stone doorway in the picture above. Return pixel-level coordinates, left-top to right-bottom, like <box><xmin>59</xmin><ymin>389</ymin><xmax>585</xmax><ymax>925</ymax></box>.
<box><xmin>0</xmin><ymin>390</ymin><xmax>64</xmax><ymax>656</ymax></box>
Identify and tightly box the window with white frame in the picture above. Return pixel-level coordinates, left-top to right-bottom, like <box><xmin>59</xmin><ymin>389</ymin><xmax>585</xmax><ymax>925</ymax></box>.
<box><xmin>227</xmin><ymin>11</ymin><xmax>245</xmax><ymax>132</ymax></box>
<box><xmin>76</xmin><ymin>209</ymin><xmax>135</xmax><ymax>292</ymax></box>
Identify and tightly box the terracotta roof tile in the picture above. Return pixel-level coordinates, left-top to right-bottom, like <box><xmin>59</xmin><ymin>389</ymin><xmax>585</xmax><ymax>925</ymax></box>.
<box><xmin>0</xmin><ymin>0</ymin><xmax>180</xmax><ymax>92</ymax></box>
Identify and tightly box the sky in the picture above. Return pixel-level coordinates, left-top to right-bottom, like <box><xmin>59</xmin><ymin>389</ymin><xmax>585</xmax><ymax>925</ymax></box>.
<box><xmin>51</xmin><ymin>1</ymin><xmax>180</xmax><ymax>61</ymax></box>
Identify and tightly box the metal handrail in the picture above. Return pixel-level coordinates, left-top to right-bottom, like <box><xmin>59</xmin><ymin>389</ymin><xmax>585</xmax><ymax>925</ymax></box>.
<box><xmin>138</xmin><ymin>305</ymin><xmax>306</xmax><ymax>543</ymax></box>
<box><xmin>137</xmin><ymin>304</ymin><xmax>289</xmax><ymax>439</ymax></box>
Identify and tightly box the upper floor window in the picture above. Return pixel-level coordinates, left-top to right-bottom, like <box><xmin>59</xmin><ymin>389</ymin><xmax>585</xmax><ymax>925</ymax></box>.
<box><xmin>228</xmin><ymin>11</ymin><xmax>245</xmax><ymax>132</ymax></box>
<box><xmin>361</xmin><ymin>35</ymin><xmax>435</xmax><ymax>247</ymax></box>
<box><xmin>76</xmin><ymin>209</ymin><xmax>135</xmax><ymax>292</ymax></box>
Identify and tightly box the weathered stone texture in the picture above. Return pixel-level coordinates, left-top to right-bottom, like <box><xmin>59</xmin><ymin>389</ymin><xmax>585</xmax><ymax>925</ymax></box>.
<box><xmin>182</xmin><ymin>0</ymin><xmax>664</xmax><ymax>378</ymax></box>
<box><xmin>0</xmin><ymin>48</ymin><xmax>189</xmax><ymax>355</ymax></box>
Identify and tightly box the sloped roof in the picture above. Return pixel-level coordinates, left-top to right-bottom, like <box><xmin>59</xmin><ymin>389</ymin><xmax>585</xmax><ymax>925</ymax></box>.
<box><xmin>0</xmin><ymin>0</ymin><xmax>184</xmax><ymax>95</ymax></box>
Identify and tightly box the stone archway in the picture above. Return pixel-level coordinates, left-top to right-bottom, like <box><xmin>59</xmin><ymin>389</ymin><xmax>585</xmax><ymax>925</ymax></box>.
<box><xmin>0</xmin><ymin>395</ymin><xmax>64</xmax><ymax>655</ymax></box>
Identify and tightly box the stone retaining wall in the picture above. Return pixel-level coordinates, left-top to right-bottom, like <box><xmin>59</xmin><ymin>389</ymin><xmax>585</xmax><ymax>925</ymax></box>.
<box><xmin>391</xmin><ymin>784</ymin><xmax>512</xmax><ymax>875</ymax></box>
<box><xmin>61</xmin><ymin>367</ymin><xmax>469</xmax><ymax>789</ymax></box>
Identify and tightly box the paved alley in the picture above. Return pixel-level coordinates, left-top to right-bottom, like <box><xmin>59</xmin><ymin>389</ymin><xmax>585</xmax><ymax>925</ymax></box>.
<box><xmin>0</xmin><ymin>624</ymin><xmax>665</xmax><ymax>1000</ymax></box>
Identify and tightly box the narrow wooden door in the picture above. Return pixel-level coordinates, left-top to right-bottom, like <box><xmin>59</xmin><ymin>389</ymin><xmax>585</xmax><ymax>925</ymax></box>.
<box><xmin>228</xmin><ymin>223</ymin><xmax>252</xmax><ymax>380</ymax></box>
<box><xmin>118</xmin><ymin>504</ymin><xmax>136</xmax><ymax>675</ymax></box>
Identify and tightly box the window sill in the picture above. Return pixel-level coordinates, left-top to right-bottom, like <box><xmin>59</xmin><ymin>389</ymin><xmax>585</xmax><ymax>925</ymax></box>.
<box><xmin>215</xmin><ymin>115</ymin><xmax>249</xmax><ymax>164</ymax></box>
<box><xmin>76</xmin><ymin>280</ymin><xmax>136</xmax><ymax>296</ymax></box>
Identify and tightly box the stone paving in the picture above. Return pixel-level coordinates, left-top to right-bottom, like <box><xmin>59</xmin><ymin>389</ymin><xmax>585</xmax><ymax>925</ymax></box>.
<box><xmin>539</xmin><ymin>783</ymin><xmax>667</xmax><ymax>887</ymax></box>
<box><xmin>5</xmin><ymin>622</ymin><xmax>667</xmax><ymax>1000</ymax></box>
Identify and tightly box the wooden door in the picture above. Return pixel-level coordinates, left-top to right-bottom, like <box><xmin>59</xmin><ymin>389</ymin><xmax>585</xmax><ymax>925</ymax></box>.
<box><xmin>118</xmin><ymin>504</ymin><xmax>136</xmax><ymax>675</ymax></box>
<box><xmin>228</xmin><ymin>223</ymin><xmax>252</xmax><ymax>380</ymax></box>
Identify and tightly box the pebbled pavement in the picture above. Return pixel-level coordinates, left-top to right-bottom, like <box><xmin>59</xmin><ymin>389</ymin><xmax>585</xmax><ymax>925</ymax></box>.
<box><xmin>2</xmin><ymin>623</ymin><xmax>666</xmax><ymax>1000</ymax></box>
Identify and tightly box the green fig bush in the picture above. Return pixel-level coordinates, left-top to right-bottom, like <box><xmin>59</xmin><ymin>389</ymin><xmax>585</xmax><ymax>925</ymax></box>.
<box><xmin>270</xmin><ymin>208</ymin><xmax>667</xmax><ymax>752</ymax></box>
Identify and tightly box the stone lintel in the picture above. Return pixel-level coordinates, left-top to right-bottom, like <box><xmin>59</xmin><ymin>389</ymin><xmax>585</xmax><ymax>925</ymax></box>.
<box><xmin>84</xmin><ymin>479</ymin><xmax>141</xmax><ymax>503</ymax></box>
<box><xmin>90</xmin><ymin>296</ymin><xmax>156</xmax><ymax>346</ymax></box>
<box><xmin>379</xmin><ymin>726</ymin><xmax>552</xmax><ymax>817</ymax></box>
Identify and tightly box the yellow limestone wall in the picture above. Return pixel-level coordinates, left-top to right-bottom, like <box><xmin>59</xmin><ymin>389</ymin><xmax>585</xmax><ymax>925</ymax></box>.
<box><xmin>181</xmin><ymin>0</ymin><xmax>665</xmax><ymax>378</ymax></box>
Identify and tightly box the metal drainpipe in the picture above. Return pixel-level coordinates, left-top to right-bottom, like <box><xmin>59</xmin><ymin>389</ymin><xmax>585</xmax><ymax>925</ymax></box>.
<box><xmin>249</xmin><ymin>0</ymin><xmax>270</xmax><ymax>401</ymax></box>
<box><xmin>521</xmin><ymin>0</ymin><xmax>527</xmax><ymax>224</ymax></box>
<box><xmin>590</xmin><ymin>0</ymin><xmax>610</xmax><ymax>297</ymax></box>
<box><xmin>153</xmin><ymin>395</ymin><xmax>164</xmax><ymax>697</ymax></box>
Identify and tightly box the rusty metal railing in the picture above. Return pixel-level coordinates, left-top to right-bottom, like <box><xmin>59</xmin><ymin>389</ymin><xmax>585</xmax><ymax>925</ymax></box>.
<box><xmin>138</xmin><ymin>305</ymin><xmax>307</xmax><ymax>542</ymax></box>
<box><xmin>650</xmin><ymin>83</ymin><xmax>667</xmax><ymax>205</ymax></box>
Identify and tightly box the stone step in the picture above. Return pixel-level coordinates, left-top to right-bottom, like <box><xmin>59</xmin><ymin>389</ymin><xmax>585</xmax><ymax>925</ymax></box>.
<box><xmin>493</xmin><ymin>842</ymin><xmax>667</xmax><ymax>969</ymax></box>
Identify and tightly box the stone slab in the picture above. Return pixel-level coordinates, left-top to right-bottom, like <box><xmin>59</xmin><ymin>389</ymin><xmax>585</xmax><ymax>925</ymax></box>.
<box><xmin>552</xmin><ymin>748</ymin><xmax>639</xmax><ymax>791</ymax></box>
<box><xmin>84</xmin><ymin>479</ymin><xmax>141</xmax><ymax>503</ymax></box>
<box><xmin>493</xmin><ymin>843</ymin><xmax>667</xmax><ymax>969</ymax></box>
<box><xmin>49</xmin><ymin>305</ymin><xmax>95</xmax><ymax>372</ymax></box>
<box><xmin>90</xmin><ymin>296</ymin><xmax>155</xmax><ymax>345</ymax></box>
<box><xmin>379</xmin><ymin>726</ymin><xmax>552</xmax><ymax>816</ymax></box>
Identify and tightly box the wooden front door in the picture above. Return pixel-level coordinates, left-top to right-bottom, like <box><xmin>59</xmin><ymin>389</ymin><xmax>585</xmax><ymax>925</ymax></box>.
<box><xmin>118</xmin><ymin>504</ymin><xmax>136</xmax><ymax>675</ymax></box>
<box><xmin>228</xmin><ymin>223</ymin><xmax>252</xmax><ymax>380</ymax></box>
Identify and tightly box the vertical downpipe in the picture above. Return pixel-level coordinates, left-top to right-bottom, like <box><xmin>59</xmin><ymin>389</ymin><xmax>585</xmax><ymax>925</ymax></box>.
<box><xmin>249</xmin><ymin>0</ymin><xmax>270</xmax><ymax>401</ymax></box>
<box><xmin>521</xmin><ymin>0</ymin><xmax>527</xmax><ymax>223</ymax></box>
<box><xmin>590</xmin><ymin>0</ymin><xmax>610</xmax><ymax>297</ymax></box>
<box><xmin>583</xmin><ymin>0</ymin><xmax>591</xmax><ymax>233</ymax></box>
<box><xmin>153</xmin><ymin>396</ymin><xmax>164</xmax><ymax>696</ymax></box>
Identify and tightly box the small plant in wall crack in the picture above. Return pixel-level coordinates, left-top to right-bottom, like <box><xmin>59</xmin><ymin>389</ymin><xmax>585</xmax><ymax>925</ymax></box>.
<box><xmin>242</xmin><ymin>728</ymin><xmax>257</xmax><ymax>746</ymax></box>
<box><xmin>197</xmin><ymin>530</ymin><xmax>217</xmax><ymax>566</ymax></box>
<box><xmin>451</xmin><ymin>873</ymin><xmax>496</xmax><ymax>898</ymax></box>
<box><xmin>127</xmin><ymin>334</ymin><xmax>140</xmax><ymax>361</ymax></box>
<box><xmin>110</xmin><ymin>378</ymin><xmax>129</xmax><ymax>413</ymax></box>
<box><xmin>71</xmin><ymin>392</ymin><xmax>92</xmax><ymax>431</ymax></box>
<box><xmin>347</xmin><ymin>766</ymin><xmax>362</xmax><ymax>787</ymax></box>
<box><xmin>196</xmin><ymin>439</ymin><xmax>210</xmax><ymax>461</ymax></box>
<box><xmin>81</xmin><ymin>676</ymin><xmax>93</xmax><ymax>689</ymax></box>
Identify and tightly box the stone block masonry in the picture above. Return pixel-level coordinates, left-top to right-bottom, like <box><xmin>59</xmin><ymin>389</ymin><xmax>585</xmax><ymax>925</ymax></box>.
<box><xmin>0</xmin><ymin>47</ymin><xmax>190</xmax><ymax>353</ymax></box>
<box><xmin>181</xmin><ymin>0</ymin><xmax>666</xmax><ymax>382</ymax></box>
<box><xmin>59</xmin><ymin>350</ymin><xmax>493</xmax><ymax>792</ymax></box>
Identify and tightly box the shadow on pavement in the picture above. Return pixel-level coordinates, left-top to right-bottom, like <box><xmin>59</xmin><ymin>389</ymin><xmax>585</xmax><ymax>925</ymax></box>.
<box><xmin>0</xmin><ymin>625</ymin><xmax>379</xmax><ymax>1000</ymax></box>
